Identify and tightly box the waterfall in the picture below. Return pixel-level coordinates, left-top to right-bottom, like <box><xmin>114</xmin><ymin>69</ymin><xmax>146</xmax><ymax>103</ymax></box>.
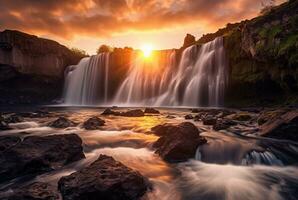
<box><xmin>62</xmin><ymin>37</ymin><xmax>227</xmax><ymax>107</ymax></box>
<box><xmin>62</xmin><ymin>53</ymin><xmax>110</xmax><ymax>105</ymax></box>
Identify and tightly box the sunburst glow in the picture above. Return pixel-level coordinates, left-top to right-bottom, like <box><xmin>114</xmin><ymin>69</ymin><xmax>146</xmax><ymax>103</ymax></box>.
<box><xmin>141</xmin><ymin>44</ymin><xmax>153</xmax><ymax>58</ymax></box>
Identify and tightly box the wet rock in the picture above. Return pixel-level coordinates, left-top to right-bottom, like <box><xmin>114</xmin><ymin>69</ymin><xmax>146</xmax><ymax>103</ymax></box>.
<box><xmin>152</xmin><ymin>122</ymin><xmax>207</xmax><ymax>162</ymax></box>
<box><xmin>0</xmin><ymin>121</ymin><xmax>10</xmax><ymax>130</ymax></box>
<box><xmin>261</xmin><ymin>110</ymin><xmax>298</xmax><ymax>141</ymax></box>
<box><xmin>227</xmin><ymin>112</ymin><xmax>252</xmax><ymax>121</ymax></box>
<box><xmin>144</xmin><ymin>108</ymin><xmax>160</xmax><ymax>114</ymax></box>
<box><xmin>213</xmin><ymin>119</ymin><xmax>237</xmax><ymax>131</ymax></box>
<box><xmin>19</xmin><ymin>110</ymin><xmax>50</xmax><ymax>118</ymax></box>
<box><xmin>184</xmin><ymin>114</ymin><xmax>194</xmax><ymax>120</ymax></box>
<box><xmin>202</xmin><ymin>115</ymin><xmax>217</xmax><ymax>125</ymax></box>
<box><xmin>257</xmin><ymin>109</ymin><xmax>288</xmax><ymax>125</ymax></box>
<box><xmin>0</xmin><ymin>134</ymin><xmax>85</xmax><ymax>183</ymax></box>
<box><xmin>121</xmin><ymin>109</ymin><xmax>144</xmax><ymax>117</ymax></box>
<box><xmin>83</xmin><ymin>116</ymin><xmax>105</xmax><ymax>130</ymax></box>
<box><xmin>48</xmin><ymin>117</ymin><xmax>77</xmax><ymax>128</ymax></box>
<box><xmin>191</xmin><ymin>109</ymin><xmax>199</xmax><ymax>113</ymax></box>
<box><xmin>3</xmin><ymin>114</ymin><xmax>23</xmax><ymax>123</ymax></box>
<box><xmin>5</xmin><ymin>182</ymin><xmax>59</xmax><ymax>200</ymax></box>
<box><xmin>166</xmin><ymin>115</ymin><xmax>175</xmax><ymax>119</ymax></box>
<box><xmin>101</xmin><ymin>109</ymin><xmax>144</xmax><ymax>117</ymax></box>
<box><xmin>58</xmin><ymin>155</ymin><xmax>151</xmax><ymax>200</ymax></box>
<box><xmin>0</xmin><ymin>136</ymin><xmax>21</xmax><ymax>152</ymax></box>
<box><xmin>101</xmin><ymin>108</ymin><xmax>115</xmax><ymax>115</ymax></box>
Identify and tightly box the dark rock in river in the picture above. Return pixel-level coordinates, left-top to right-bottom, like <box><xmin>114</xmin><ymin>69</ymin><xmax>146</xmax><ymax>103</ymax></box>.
<box><xmin>257</xmin><ymin>109</ymin><xmax>288</xmax><ymax>125</ymax></box>
<box><xmin>227</xmin><ymin>112</ymin><xmax>252</xmax><ymax>121</ymax></box>
<box><xmin>0</xmin><ymin>136</ymin><xmax>21</xmax><ymax>152</ymax></box>
<box><xmin>261</xmin><ymin>110</ymin><xmax>298</xmax><ymax>141</ymax></box>
<box><xmin>3</xmin><ymin>114</ymin><xmax>23</xmax><ymax>123</ymax></box>
<box><xmin>0</xmin><ymin>134</ymin><xmax>85</xmax><ymax>183</ymax></box>
<box><xmin>144</xmin><ymin>108</ymin><xmax>160</xmax><ymax>114</ymax></box>
<box><xmin>5</xmin><ymin>182</ymin><xmax>59</xmax><ymax>200</ymax></box>
<box><xmin>202</xmin><ymin>115</ymin><xmax>217</xmax><ymax>125</ymax></box>
<box><xmin>48</xmin><ymin>117</ymin><xmax>77</xmax><ymax>128</ymax></box>
<box><xmin>152</xmin><ymin>122</ymin><xmax>207</xmax><ymax>162</ymax></box>
<box><xmin>58</xmin><ymin>155</ymin><xmax>151</xmax><ymax>200</ymax></box>
<box><xmin>101</xmin><ymin>108</ymin><xmax>144</xmax><ymax>117</ymax></box>
<box><xmin>213</xmin><ymin>119</ymin><xmax>237</xmax><ymax>131</ymax></box>
<box><xmin>191</xmin><ymin>108</ymin><xmax>199</xmax><ymax>113</ymax></box>
<box><xmin>83</xmin><ymin>116</ymin><xmax>105</xmax><ymax>130</ymax></box>
<box><xmin>185</xmin><ymin>114</ymin><xmax>194</xmax><ymax>120</ymax></box>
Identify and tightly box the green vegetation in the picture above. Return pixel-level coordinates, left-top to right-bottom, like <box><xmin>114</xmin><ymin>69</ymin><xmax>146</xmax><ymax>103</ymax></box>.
<box><xmin>70</xmin><ymin>48</ymin><xmax>88</xmax><ymax>58</ymax></box>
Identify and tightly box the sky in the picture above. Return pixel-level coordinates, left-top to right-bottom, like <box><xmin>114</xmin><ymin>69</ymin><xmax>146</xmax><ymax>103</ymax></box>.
<box><xmin>0</xmin><ymin>0</ymin><xmax>285</xmax><ymax>55</ymax></box>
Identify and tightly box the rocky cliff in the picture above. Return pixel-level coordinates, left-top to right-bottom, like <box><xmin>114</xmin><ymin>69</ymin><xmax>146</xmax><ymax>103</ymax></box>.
<box><xmin>209</xmin><ymin>0</ymin><xmax>298</xmax><ymax>107</ymax></box>
<box><xmin>0</xmin><ymin>30</ymin><xmax>83</xmax><ymax>105</ymax></box>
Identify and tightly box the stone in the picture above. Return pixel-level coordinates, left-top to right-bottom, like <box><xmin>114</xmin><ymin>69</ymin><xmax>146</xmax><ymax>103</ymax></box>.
<box><xmin>48</xmin><ymin>117</ymin><xmax>77</xmax><ymax>128</ymax></box>
<box><xmin>152</xmin><ymin>122</ymin><xmax>207</xmax><ymax>162</ymax></box>
<box><xmin>0</xmin><ymin>134</ymin><xmax>85</xmax><ymax>183</ymax></box>
<box><xmin>83</xmin><ymin>116</ymin><xmax>105</xmax><ymax>130</ymax></box>
<box><xmin>202</xmin><ymin>115</ymin><xmax>217</xmax><ymax>125</ymax></box>
<box><xmin>213</xmin><ymin>119</ymin><xmax>237</xmax><ymax>131</ymax></box>
<box><xmin>183</xmin><ymin>34</ymin><xmax>196</xmax><ymax>48</ymax></box>
<box><xmin>101</xmin><ymin>108</ymin><xmax>115</xmax><ymax>115</ymax></box>
<box><xmin>58</xmin><ymin>155</ymin><xmax>151</xmax><ymax>200</ymax></box>
<box><xmin>261</xmin><ymin>110</ymin><xmax>298</xmax><ymax>141</ymax></box>
<box><xmin>184</xmin><ymin>114</ymin><xmax>194</xmax><ymax>120</ymax></box>
<box><xmin>101</xmin><ymin>109</ymin><xmax>144</xmax><ymax>117</ymax></box>
<box><xmin>227</xmin><ymin>112</ymin><xmax>252</xmax><ymax>121</ymax></box>
<box><xmin>5</xmin><ymin>182</ymin><xmax>59</xmax><ymax>200</ymax></box>
<box><xmin>3</xmin><ymin>114</ymin><xmax>23</xmax><ymax>123</ymax></box>
<box><xmin>144</xmin><ymin>108</ymin><xmax>160</xmax><ymax>114</ymax></box>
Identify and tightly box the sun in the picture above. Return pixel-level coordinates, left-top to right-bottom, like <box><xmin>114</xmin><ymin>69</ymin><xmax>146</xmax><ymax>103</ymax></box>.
<box><xmin>141</xmin><ymin>44</ymin><xmax>153</xmax><ymax>58</ymax></box>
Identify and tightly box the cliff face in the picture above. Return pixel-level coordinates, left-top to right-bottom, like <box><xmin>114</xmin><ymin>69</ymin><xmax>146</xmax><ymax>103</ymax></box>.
<box><xmin>0</xmin><ymin>30</ymin><xmax>82</xmax><ymax>105</ymax></box>
<box><xmin>221</xmin><ymin>0</ymin><xmax>298</xmax><ymax>107</ymax></box>
<box><xmin>0</xmin><ymin>30</ymin><xmax>81</xmax><ymax>78</ymax></box>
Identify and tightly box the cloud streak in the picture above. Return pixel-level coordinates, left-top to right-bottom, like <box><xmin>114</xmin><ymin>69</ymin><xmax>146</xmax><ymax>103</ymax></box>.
<box><xmin>0</xmin><ymin>0</ymin><xmax>275</xmax><ymax>43</ymax></box>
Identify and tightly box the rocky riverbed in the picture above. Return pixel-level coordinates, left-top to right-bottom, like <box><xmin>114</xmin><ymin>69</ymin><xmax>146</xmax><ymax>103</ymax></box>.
<box><xmin>0</xmin><ymin>106</ymin><xmax>298</xmax><ymax>200</ymax></box>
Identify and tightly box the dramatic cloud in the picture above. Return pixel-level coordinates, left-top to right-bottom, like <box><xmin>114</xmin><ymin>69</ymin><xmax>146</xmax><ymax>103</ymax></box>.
<box><xmin>0</xmin><ymin>0</ymin><xmax>285</xmax><ymax>53</ymax></box>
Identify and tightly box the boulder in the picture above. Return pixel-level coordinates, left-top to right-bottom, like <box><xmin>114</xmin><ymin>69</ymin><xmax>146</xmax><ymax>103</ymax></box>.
<box><xmin>213</xmin><ymin>119</ymin><xmax>237</xmax><ymax>131</ymax></box>
<box><xmin>144</xmin><ymin>108</ymin><xmax>160</xmax><ymax>114</ymax></box>
<box><xmin>0</xmin><ymin>134</ymin><xmax>85</xmax><ymax>183</ymax></box>
<box><xmin>58</xmin><ymin>155</ymin><xmax>151</xmax><ymax>200</ymax></box>
<box><xmin>261</xmin><ymin>110</ymin><xmax>298</xmax><ymax>141</ymax></box>
<box><xmin>83</xmin><ymin>116</ymin><xmax>105</xmax><ymax>130</ymax></box>
<box><xmin>184</xmin><ymin>114</ymin><xmax>194</xmax><ymax>120</ymax></box>
<box><xmin>121</xmin><ymin>109</ymin><xmax>144</xmax><ymax>117</ymax></box>
<box><xmin>227</xmin><ymin>112</ymin><xmax>252</xmax><ymax>121</ymax></box>
<box><xmin>101</xmin><ymin>109</ymin><xmax>144</xmax><ymax>117</ymax></box>
<box><xmin>0</xmin><ymin>136</ymin><xmax>21</xmax><ymax>152</ymax></box>
<box><xmin>48</xmin><ymin>117</ymin><xmax>77</xmax><ymax>128</ymax></box>
<box><xmin>152</xmin><ymin>122</ymin><xmax>207</xmax><ymax>162</ymax></box>
<box><xmin>202</xmin><ymin>115</ymin><xmax>217</xmax><ymax>125</ymax></box>
<box><xmin>5</xmin><ymin>182</ymin><xmax>59</xmax><ymax>200</ymax></box>
<box><xmin>3</xmin><ymin>114</ymin><xmax>23</xmax><ymax>123</ymax></box>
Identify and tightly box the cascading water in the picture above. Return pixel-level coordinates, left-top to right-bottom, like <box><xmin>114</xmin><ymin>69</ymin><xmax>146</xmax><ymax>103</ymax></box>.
<box><xmin>62</xmin><ymin>37</ymin><xmax>227</xmax><ymax>107</ymax></box>
<box><xmin>62</xmin><ymin>53</ymin><xmax>110</xmax><ymax>105</ymax></box>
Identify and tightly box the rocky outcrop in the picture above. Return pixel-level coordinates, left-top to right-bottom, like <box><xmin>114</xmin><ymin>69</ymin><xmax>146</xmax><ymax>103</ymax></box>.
<box><xmin>48</xmin><ymin>117</ymin><xmax>77</xmax><ymax>128</ymax></box>
<box><xmin>0</xmin><ymin>30</ymin><xmax>83</xmax><ymax>105</ymax></box>
<box><xmin>4</xmin><ymin>182</ymin><xmax>59</xmax><ymax>200</ymax></box>
<box><xmin>0</xmin><ymin>30</ymin><xmax>82</xmax><ymax>78</ymax></box>
<box><xmin>152</xmin><ymin>122</ymin><xmax>207</xmax><ymax>162</ymax></box>
<box><xmin>261</xmin><ymin>110</ymin><xmax>298</xmax><ymax>141</ymax></box>
<box><xmin>83</xmin><ymin>116</ymin><xmax>105</xmax><ymax>130</ymax></box>
<box><xmin>183</xmin><ymin>34</ymin><xmax>196</xmax><ymax>48</ymax></box>
<box><xmin>58</xmin><ymin>155</ymin><xmax>151</xmax><ymax>200</ymax></box>
<box><xmin>0</xmin><ymin>134</ymin><xmax>85</xmax><ymax>183</ymax></box>
<box><xmin>222</xmin><ymin>0</ymin><xmax>298</xmax><ymax>106</ymax></box>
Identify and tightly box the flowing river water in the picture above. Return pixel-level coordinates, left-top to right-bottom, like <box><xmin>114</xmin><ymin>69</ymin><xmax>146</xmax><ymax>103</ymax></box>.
<box><xmin>0</xmin><ymin>107</ymin><xmax>298</xmax><ymax>200</ymax></box>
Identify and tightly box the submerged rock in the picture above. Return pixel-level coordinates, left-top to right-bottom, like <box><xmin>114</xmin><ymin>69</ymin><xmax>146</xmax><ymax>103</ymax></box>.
<box><xmin>0</xmin><ymin>136</ymin><xmax>21</xmax><ymax>152</ymax></box>
<box><xmin>152</xmin><ymin>122</ymin><xmax>207</xmax><ymax>162</ymax></box>
<box><xmin>101</xmin><ymin>108</ymin><xmax>115</xmax><ymax>115</ymax></box>
<box><xmin>58</xmin><ymin>155</ymin><xmax>151</xmax><ymax>200</ymax></box>
<box><xmin>83</xmin><ymin>116</ymin><xmax>105</xmax><ymax>130</ymax></box>
<box><xmin>144</xmin><ymin>108</ymin><xmax>160</xmax><ymax>114</ymax></box>
<box><xmin>5</xmin><ymin>182</ymin><xmax>59</xmax><ymax>200</ymax></box>
<box><xmin>185</xmin><ymin>114</ymin><xmax>194</xmax><ymax>120</ymax></box>
<box><xmin>48</xmin><ymin>117</ymin><xmax>77</xmax><ymax>128</ymax></box>
<box><xmin>0</xmin><ymin>134</ymin><xmax>85</xmax><ymax>183</ymax></box>
<box><xmin>261</xmin><ymin>110</ymin><xmax>298</xmax><ymax>141</ymax></box>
